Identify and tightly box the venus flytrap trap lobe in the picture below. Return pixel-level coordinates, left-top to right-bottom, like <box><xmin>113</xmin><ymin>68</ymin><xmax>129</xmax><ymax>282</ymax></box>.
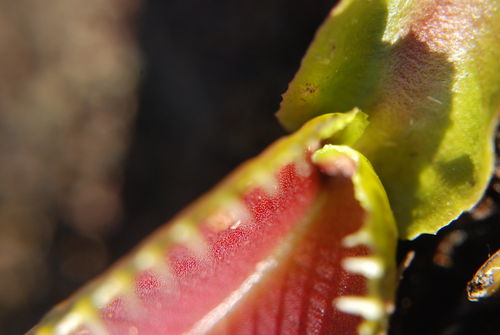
<box><xmin>30</xmin><ymin>111</ymin><xmax>397</xmax><ymax>334</ymax></box>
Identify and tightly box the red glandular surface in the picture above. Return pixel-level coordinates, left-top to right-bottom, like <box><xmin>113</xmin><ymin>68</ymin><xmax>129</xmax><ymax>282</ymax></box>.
<box><xmin>99</xmin><ymin>160</ymin><xmax>369</xmax><ymax>335</ymax></box>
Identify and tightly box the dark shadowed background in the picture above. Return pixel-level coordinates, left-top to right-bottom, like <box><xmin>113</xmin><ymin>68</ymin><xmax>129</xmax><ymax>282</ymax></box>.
<box><xmin>1</xmin><ymin>1</ymin><xmax>499</xmax><ymax>334</ymax></box>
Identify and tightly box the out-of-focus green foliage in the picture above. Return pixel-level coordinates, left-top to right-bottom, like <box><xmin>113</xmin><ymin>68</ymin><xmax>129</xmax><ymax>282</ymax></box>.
<box><xmin>278</xmin><ymin>0</ymin><xmax>500</xmax><ymax>239</ymax></box>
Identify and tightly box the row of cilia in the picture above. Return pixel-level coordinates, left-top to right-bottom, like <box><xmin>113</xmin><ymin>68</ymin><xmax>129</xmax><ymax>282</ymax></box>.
<box><xmin>29</xmin><ymin>0</ymin><xmax>500</xmax><ymax>334</ymax></box>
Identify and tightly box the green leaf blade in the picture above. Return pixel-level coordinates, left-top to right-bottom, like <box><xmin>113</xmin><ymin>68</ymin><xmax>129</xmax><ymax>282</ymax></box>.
<box><xmin>278</xmin><ymin>0</ymin><xmax>500</xmax><ymax>239</ymax></box>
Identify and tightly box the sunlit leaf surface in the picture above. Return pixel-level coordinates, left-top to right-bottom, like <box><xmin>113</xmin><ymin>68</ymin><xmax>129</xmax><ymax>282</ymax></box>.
<box><xmin>278</xmin><ymin>0</ymin><xmax>500</xmax><ymax>239</ymax></box>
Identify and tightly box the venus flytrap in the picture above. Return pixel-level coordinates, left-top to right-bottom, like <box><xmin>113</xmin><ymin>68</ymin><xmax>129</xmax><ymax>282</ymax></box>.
<box><xmin>29</xmin><ymin>0</ymin><xmax>500</xmax><ymax>334</ymax></box>
<box><xmin>29</xmin><ymin>111</ymin><xmax>397</xmax><ymax>335</ymax></box>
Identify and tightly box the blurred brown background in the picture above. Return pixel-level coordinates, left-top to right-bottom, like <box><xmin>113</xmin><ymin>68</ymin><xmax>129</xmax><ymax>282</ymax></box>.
<box><xmin>0</xmin><ymin>0</ymin><xmax>140</xmax><ymax>333</ymax></box>
<box><xmin>0</xmin><ymin>1</ymin><xmax>498</xmax><ymax>334</ymax></box>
